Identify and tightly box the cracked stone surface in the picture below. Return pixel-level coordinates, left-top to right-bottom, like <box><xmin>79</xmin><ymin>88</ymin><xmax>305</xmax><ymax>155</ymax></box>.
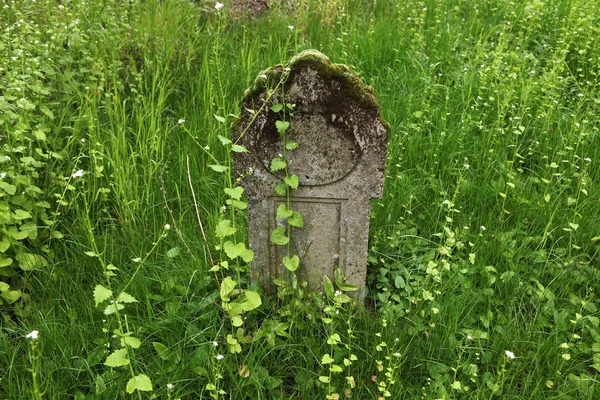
<box><xmin>233</xmin><ymin>49</ymin><xmax>389</xmax><ymax>299</ymax></box>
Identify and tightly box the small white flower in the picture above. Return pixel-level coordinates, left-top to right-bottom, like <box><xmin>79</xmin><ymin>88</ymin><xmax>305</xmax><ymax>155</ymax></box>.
<box><xmin>0</xmin><ymin>173</ymin><xmax>5</xmax><ymax>179</ymax></box>
<box><xmin>505</xmin><ymin>350</ymin><xmax>516</xmax><ymax>359</ymax></box>
<box><xmin>463</xmin><ymin>164</ymin><xmax>470</xmax><ymax>169</ymax></box>
<box><xmin>58</xmin><ymin>4</ymin><xmax>64</xmax><ymax>9</ymax></box>
<box><xmin>220</xmin><ymin>205</ymin><xmax>227</xmax><ymax>213</ymax></box>
<box><xmin>283</xmin><ymin>67</ymin><xmax>291</xmax><ymax>72</ymax></box>
<box><xmin>26</xmin><ymin>330</ymin><xmax>39</xmax><ymax>339</ymax></box>
<box><xmin>178</xmin><ymin>118</ymin><xmax>185</xmax><ymax>124</ymax></box>
<box><xmin>216</xmin><ymin>354</ymin><xmax>224</xmax><ymax>360</ymax></box>
<box><xmin>467</xmin><ymin>335</ymin><xmax>473</xmax><ymax>340</ymax></box>
<box><xmin>480</xmin><ymin>225</ymin><xmax>486</xmax><ymax>231</ymax></box>
<box><xmin>215</xmin><ymin>2</ymin><xmax>224</xmax><ymax>10</ymax></box>
<box><xmin>72</xmin><ymin>169</ymin><xmax>84</xmax><ymax>178</ymax></box>
<box><xmin>164</xmin><ymin>224</ymin><xmax>171</xmax><ymax>230</ymax></box>
<box><xmin>212</xmin><ymin>341</ymin><xmax>218</xmax><ymax>347</ymax></box>
<box><xmin>584</xmin><ymin>157</ymin><xmax>591</xmax><ymax>162</ymax></box>
<box><xmin>393</xmin><ymin>352</ymin><xmax>401</xmax><ymax>357</ymax></box>
<box><xmin>288</xmin><ymin>25</ymin><xmax>294</xmax><ymax>30</ymax></box>
<box><xmin>167</xmin><ymin>383</ymin><xmax>174</xmax><ymax>390</ymax></box>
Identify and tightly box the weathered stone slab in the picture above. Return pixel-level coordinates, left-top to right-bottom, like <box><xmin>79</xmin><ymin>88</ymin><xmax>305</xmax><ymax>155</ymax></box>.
<box><xmin>232</xmin><ymin>49</ymin><xmax>389</xmax><ymax>299</ymax></box>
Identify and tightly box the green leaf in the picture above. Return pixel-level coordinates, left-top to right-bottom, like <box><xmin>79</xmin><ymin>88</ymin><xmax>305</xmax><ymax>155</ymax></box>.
<box><xmin>153</xmin><ymin>342</ymin><xmax>169</xmax><ymax>360</ymax></box>
<box><xmin>245</xmin><ymin>290</ymin><xmax>262</xmax><ymax>309</ymax></box>
<box><xmin>84</xmin><ymin>251</ymin><xmax>98</xmax><ymax>257</ymax></box>
<box><xmin>223</xmin><ymin>241</ymin><xmax>247</xmax><ymax>259</ymax></box>
<box><xmin>224</xmin><ymin>186</ymin><xmax>244</xmax><ymax>200</ymax></box>
<box><xmin>33</xmin><ymin>130</ymin><xmax>47</xmax><ymax>141</ymax></box>
<box><xmin>241</xmin><ymin>248</ymin><xmax>254</xmax><ymax>263</ymax></box>
<box><xmin>104</xmin><ymin>303</ymin><xmax>125</xmax><ymax>315</ymax></box>
<box><xmin>323</xmin><ymin>275</ymin><xmax>334</xmax><ymax>299</ymax></box>
<box><xmin>220</xmin><ymin>276</ymin><xmax>237</xmax><ymax>300</ymax></box>
<box><xmin>276</xmin><ymin>120</ymin><xmax>290</xmax><ymax>135</ymax></box>
<box><xmin>117</xmin><ymin>292</ymin><xmax>137</xmax><ymax>303</ymax></box>
<box><xmin>274</xmin><ymin>182</ymin><xmax>288</xmax><ymax>196</ymax></box>
<box><xmin>231</xmin><ymin>144</ymin><xmax>249</xmax><ymax>153</ymax></box>
<box><xmin>1</xmin><ymin>289</ymin><xmax>21</xmax><ymax>304</ymax></box>
<box><xmin>285</xmin><ymin>141</ymin><xmax>298</xmax><ymax>150</ymax></box>
<box><xmin>166</xmin><ymin>247</ymin><xmax>180</xmax><ymax>258</ymax></box>
<box><xmin>270</xmin><ymin>103</ymin><xmax>283</xmax><ymax>113</ymax></box>
<box><xmin>226</xmin><ymin>199</ymin><xmax>247</xmax><ymax>210</ymax></box>
<box><xmin>214</xmin><ymin>114</ymin><xmax>226</xmax><ymax>123</ymax></box>
<box><xmin>0</xmin><ymin>255</ymin><xmax>12</xmax><ymax>268</ymax></box>
<box><xmin>126</xmin><ymin>374</ymin><xmax>152</xmax><ymax>393</ymax></box>
<box><xmin>104</xmin><ymin>349</ymin><xmax>129</xmax><ymax>367</ymax></box>
<box><xmin>270</xmin><ymin>158</ymin><xmax>286</xmax><ymax>172</ymax></box>
<box><xmin>217</xmin><ymin>135</ymin><xmax>232</xmax><ymax>145</ymax></box>
<box><xmin>208</xmin><ymin>164</ymin><xmax>228</xmax><ymax>173</ymax></box>
<box><xmin>231</xmin><ymin>316</ymin><xmax>243</xmax><ymax>327</ymax></box>
<box><xmin>284</xmin><ymin>175</ymin><xmax>299</xmax><ymax>189</ymax></box>
<box><xmin>94</xmin><ymin>285</ymin><xmax>113</xmax><ymax>307</ymax></box>
<box><xmin>13</xmin><ymin>210</ymin><xmax>32</xmax><ymax>220</ymax></box>
<box><xmin>276</xmin><ymin>204</ymin><xmax>293</xmax><ymax>219</ymax></box>
<box><xmin>121</xmin><ymin>336</ymin><xmax>141</xmax><ymax>349</ymax></box>
<box><xmin>270</xmin><ymin>227</ymin><xmax>289</xmax><ymax>245</ymax></box>
<box><xmin>0</xmin><ymin>282</ymin><xmax>9</xmax><ymax>291</ymax></box>
<box><xmin>288</xmin><ymin>211</ymin><xmax>304</xmax><ymax>227</ymax></box>
<box><xmin>216</xmin><ymin>220</ymin><xmax>237</xmax><ymax>238</ymax></box>
<box><xmin>329</xmin><ymin>364</ymin><xmax>343</xmax><ymax>373</ymax></box>
<box><xmin>283</xmin><ymin>255</ymin><xmax>299</xmax><ymax>272</ymax></box>
<box><xmin>319</xmin><ymin>376</ymin><xmax>330</xmax><ymax>383</ymax></box>
<box><xmin>327</xmin><ymin>333</ymin><xmax>341</xmax><ymax>345</ymax></box>
<box><xmin>15</xmin><ymin>252</ymin><xmax>47</xmax><ymax>270</ymax></box>
<box><xmin>321</xmin><ymin>353</ymin><xmax>334</xmax><ymax>364</ymax></box>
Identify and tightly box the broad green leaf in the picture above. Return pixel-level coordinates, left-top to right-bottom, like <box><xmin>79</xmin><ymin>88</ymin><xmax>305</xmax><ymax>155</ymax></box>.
<box><xmin>321</xmin><ymin>353</ymin><xmax>334</xmax><ymax>364</ymax></box>
<box><xmin>270</xmin><ymin>103</ymin><xmax>283</xmax><ymax>113</ymax></box>
<box><xmin>283</xmin><ymin>255</ymin><xmax>299</xmax><ymax>272</ymax></box>
<box><xmin>276</xmin><ymin>204</ymin><xmax>293</xmax><ymax>219</ymax></box>
<box><xmin>0</xmin><ymin>238</ymin><xmax>9</xmax><ymax>253</ymax></box>
<box><xmin>217</xmin><ymin>135</ymin><xmax>231</xmax><ymax>145</ymax></box>
<box><xmin>214</xmin><ymin>114</ymin><xmax>226</xmax><ymax>123</ymax></box>
<box><xmin>285</xmin><ymin>141</ymin><xmax>298</xmax><ymax>150</ymax></box>
<box><xmin>216</xmin><ymin>220</ymin><xmax>237</xmax><ymax>238</ymax></box>
<box><xmin>126</xmin><ymin>374</ymin><xmax>152</xmax><ymax>393</ymax></box>
<box><xmin>288</xmin><ymin>211</ymin><xmax>304</xmax><ymax>227</ymax></box>
<box><xmin>209</xmin><ymin>164</ymin><xmax>228</xmax><ymax>173</ymax></box>
<box><xmin>121</xmin><ymin>336</ymin><xmax>141</xmax><ymax>349</ymax></box>
<box><xmin>231</xmin><ymin>144</ymin><xmax>249</xmax><ymax>153</ymax></box>
<box><xmin>104</xmin><ymin>348</ymin><xmax>129</xmax><ymax>367</ymax></box>
<box><xmin>270</xmin><ymin>158</ymin><xmax>286</xmax><ymax>172</ymax></box>
<box><xmin>284</xmin><ymin>175</ymin><xmax>299</xmax><ymax>189</ymax></box>
<box><xmin>220</xmin><ymin>276</ymin><xmax>237</xmax><ymax>300</ymax></box>
<box><xmin>319</xmin><ymin>376</ymin><xmax>330</xmax><ymax>383</ymax></box>
<box><xmin>329</xmin><ymin>364</ymin><xmax>343</xmax><ymax>373</ymax></box>
<box><xmin>270</xmin><ymin>227</ymin><xmax>289</xmax><ymax>246</ymax></box>
<box><xmin>327</xmin><ymin>333</ymin><xmax>341</xmax><ymax>345</ymax></box>
<box><xmin>223</xmin><ymin>241</ymin><xmax>247</xmax><ymax>259</ymax></box>
<box><xmin>33</xmin><ymin>130</ymin><xmax>47</xmax><ymax>141</ymax></box>
<box><xmin>16</xmin><ymin>252</ymin><xmax>47</xmax><ymax>270</ymax></box>
<box><xmin>226</xmin><ymin>199</ymin><xmax>248</xmax><ymax>210</ymax></box>
<box><xmin>274</xmin><ymin>182</ymin><xmax>288</xmax><ymax>196</ymax></box>
<box><xmin>104</xmin><ymin>303</ymin><xmax>125</xmax><ymax>315</ymax></box>
<box><xmin>0</xmin><ymin>182</ymin><xmax>16</xmax><ymax>195</ymax></box>
<box><xmin>0</xmin><ymin>282</ymin><xmax>9</xmax><ymax>291</ymax></box>
<box><xmin>117</xmin><ymin>292</ymin><xmax>137</xmax><ymax>303</ymax></box>
<box><xmin>231</xmin><ymin>316</ymin><xmax>243</xmax><ymax>327</ymax></box>
<box><xmin>224</xmin><ymin>186</ymin><xmax>244</xmax><ymax>200</ymax></box>
<box><xmin>1</xmin><ymin>289</ymin><xmax>21</xmax><ymax>304</ymax></box>
<box><xmin>94</xmin><ymin>285</ymin><xmax>113</xmax><ymax>307</ymax></box>
<box><xmin>166</xmin><ymin>247</ymin><xmax>180</xmax><ymax>258</ymax></box>
<box><xmin>276</xmin><ymin>120</ymin><xmax>290</xmax><ymax>135</ymax></box>
<box><xmin>323</xmin><ymin>275</ymin><xmax>334</xmax><ymax>299</ymax></box>
<box><xmin>0</xmin><ymin>255</ymin><xmax>12</xmax><ymax>268</ymax></box>
<box><xmin>337</xmin><ymin>283</ymin><xmax>358</xmax><ymax>292</ymax></box>
<box><xmin>13</xmin><ymin>210</ymin><xmax>32</xmax><ymax>220</ymax></box>
<box><xmin>241</xmin><ymin>248</ymin><xmax>254</xmax><ymax>263</ymax></box>
<box><xmin>153</xmin><ymin>342</ymin><xmax>169</xmax><ymax>360</ymax></box>
<box><xmin>245</xmin><ymin>290</ymin><xmax>262</xmax><ymax>309</ymax></box>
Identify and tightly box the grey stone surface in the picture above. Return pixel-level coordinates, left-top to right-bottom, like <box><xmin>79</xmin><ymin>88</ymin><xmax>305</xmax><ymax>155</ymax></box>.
<box><xmin>232</xmin><ymin>49</ymin><xmax>389</xmax><ymax>299</ymax></box>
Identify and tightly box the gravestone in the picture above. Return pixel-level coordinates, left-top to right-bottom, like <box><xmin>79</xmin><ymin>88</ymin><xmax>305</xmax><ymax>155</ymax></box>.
<box><xmin>232</xmin><ymin>49</ymin><xmax>388</xmax><ymax>299</ymax></box>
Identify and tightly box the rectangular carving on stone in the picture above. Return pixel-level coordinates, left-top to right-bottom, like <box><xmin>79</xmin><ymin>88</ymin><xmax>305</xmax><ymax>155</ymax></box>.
<box><xmin>233</xmin><ymin>49</ymin><xmax>389</xmax><ymax>300</ymax></box>
<box><xmin>270</xmin><ymin>197</ymin><xmax>344</xmax><ymax>292</ymax></box>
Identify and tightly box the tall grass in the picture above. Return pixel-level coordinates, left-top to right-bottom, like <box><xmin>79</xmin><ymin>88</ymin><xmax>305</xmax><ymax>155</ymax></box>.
<box><xmin>1</xmin><ymin>0</ymin><xmax>599</xmax><ymax>398</ymax></box>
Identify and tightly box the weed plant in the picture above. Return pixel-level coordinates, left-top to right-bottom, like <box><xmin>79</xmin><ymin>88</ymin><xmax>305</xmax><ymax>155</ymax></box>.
<box><xmin>1</xmin><ymin>0</ymin><xmax>599</xmax><ymax>398</ymax></box>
